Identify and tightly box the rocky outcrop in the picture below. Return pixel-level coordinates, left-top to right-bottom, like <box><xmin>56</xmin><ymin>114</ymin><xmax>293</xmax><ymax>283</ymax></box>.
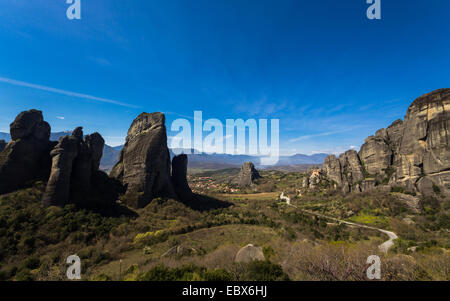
<box><xmin>339</xmin><ymin>150</ymin><xmax>365</xmax><ymax>192</ymax></box>
<box><xmin>43</xmin><ymin>127</ymin><xmax>107</xmax><ymax>207</ymax></box>
<box><xmin>111</xmin><ymin>112</ymin><xmax>177</xmax><ymax>208</ymax></box>
<box><xmin>0</xmin><ymin>140</ymin><xmax>6</xmax><ymax>152</ymax></box>
<box><xmin>323</xmin><ymin>155</ymin><xmax>343</xmax><ymax>186</ymax></box>
<box><xmin>171</xmin><ymin>154</ymin><xmax>193</xmax><ymax>202</ymax></box>
<box><xmin>302</xmin><ymin>168</ymin><xmax>325</xmax><ymax>189</ymax></box>
<box><xmin>323</xmin><ymin>150</ymin><xmax>365</xmax><ymax>193</ymax></box>
<box><xmin>359</xmin><ymin>131</ymin><xmax>393</xmax><ymax>176</ymax></box>
<box><xmin>235</xmin><ymin>244</ymin><xmax>265</xmax><ymax>263</ymax></box>
<box><xmin>0</xmin><ymin>110</ymin><xmax>117</xmax><ymax>208</ymax></box>
<box><xmin>322</xmin><ymin>89</ymin><xmax>450</xmax><ymax>198</ymax></box>
<box><xmin>392</xmin><ymin>89</ymin><xmax>450</xmax><ymax>197</ymax></box>
<box><xmin>0</xmin><ymin>110</ymin><xmax>53</xmax><ymax>194</ymax></box>
<box><xmin>233</xmin><ymin>162</ymin><xmax>261</xmax><ymax>187</ymax></box>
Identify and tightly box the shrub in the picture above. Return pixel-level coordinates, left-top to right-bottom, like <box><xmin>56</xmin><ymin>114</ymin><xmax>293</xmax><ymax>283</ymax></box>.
<box><xmin>432</xmin><ymin>184</ymin><xmax>441</xmax><ymax>195</ymax></box>
<box><xmin>133</xmin><ymin>230</ymin><xmax>169</xmax><ymax>246</ymax></box>
<box><xmin>263</xmin><ymin>246</ymin><xmax>276</xmax><ymax>260</ymax></box>
<box><xmin>243</xmin><ymin>261</ymin><xmax>290</xmax><ymax>281</ymax></box>
<box><xmin>202</xmin><ymin>268</ymin><xmax>233</xmax><ymax>281</ymax></box>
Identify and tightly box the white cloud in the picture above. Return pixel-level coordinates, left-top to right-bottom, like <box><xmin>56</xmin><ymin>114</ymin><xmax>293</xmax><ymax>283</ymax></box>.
<box><xmin>56</xmin><ymin>116</ymin><xmax>65</xmax><ymax>120</ymax></box>
<box><xmin>87</xmin><ymin>56</ymin><xmax>112</xmax><ymax>67</ymax></box>
<box><xmin>0</xmin><ymin>77</ymin><xmax>140</xmax><ymax>109</ymax></box>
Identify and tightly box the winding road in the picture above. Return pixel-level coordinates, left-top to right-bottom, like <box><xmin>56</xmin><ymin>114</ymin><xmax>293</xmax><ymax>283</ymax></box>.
<box><xmin>281</xmin><ymin>193</ymin><xmax>398</xmax><ymax>253</ymax></box>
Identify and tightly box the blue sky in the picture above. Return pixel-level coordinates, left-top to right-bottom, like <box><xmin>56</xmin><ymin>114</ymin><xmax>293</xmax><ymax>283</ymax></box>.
<box><xmin>0</xmin><ymin>0</ymin><xmax>449</xmax><ymax>155</ymax></box>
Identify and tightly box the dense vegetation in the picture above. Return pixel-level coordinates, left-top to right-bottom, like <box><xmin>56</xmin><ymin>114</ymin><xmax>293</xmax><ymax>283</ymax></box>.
<box><xmin>0</xmin><ymin>169</ymin><xmax>448</xmax><ymax>281</ymax></box>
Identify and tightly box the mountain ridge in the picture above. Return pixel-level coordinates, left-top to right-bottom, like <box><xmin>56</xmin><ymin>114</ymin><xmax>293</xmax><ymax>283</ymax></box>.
<box><xmin>0</xmin><ymin>132</ymin><xmax>328</xmax><ymax>170</ymax></box>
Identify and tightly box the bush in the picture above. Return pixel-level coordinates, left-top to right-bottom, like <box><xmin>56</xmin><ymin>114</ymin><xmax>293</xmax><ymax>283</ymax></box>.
<box><xmin>243</xmin><ymin>261</ymin><xmax>290</xmax><ymax>281</ymax></box>
<box><xmin>139</xmin><ymin>265</ymin><xmax>203</xmax><ymax>281</ymax></box>
<box><xmin>21</xmin><ymin>257</ymin><xmax>40</xmax><ymax>270</ymax></box>
<box><xmin>432</xmin><ymin>184</ymin><xmax>441</xmax><ymax>195</ymax></box>
<box><xmin>203</xmin><ymin>269</ymin><xmax>233</xmax><ymax>281</ymax></box>
<box><xmin>134</xmin><ymin>230</ymin><xmax>169</xmax><ymax>246</ymax></box>
<box><xmin>15</xmin><ymin>268</ymin><xmax>34</xmax><ymax>281</ymax></box>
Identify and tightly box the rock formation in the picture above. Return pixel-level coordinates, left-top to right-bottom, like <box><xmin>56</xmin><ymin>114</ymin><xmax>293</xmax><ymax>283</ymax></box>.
<box><xmin>322</xmin><ymin>88</ymin><xmax>450</xmax><ymax>198</ymax></box>
<box><xmin>323</xmin><ymin>150</ymin><xmax>367</xmax><ymax>193</ymax></box>
<box><xmin>233</xmin><ymin>162</ymin><xmax>261</xmax><ymax>187</ymax></box>
<box><xmin>302</xmin><ymin>168</ymin><xmax>325</xmax><ymax>189</ymax></box>
<box><xmin>235</xmin><ymin>244</ymin><xmax>265</xmax><ymax>263</ymax></box>
<box><xmin>0</xmin><ymin>110</ymin><xmax>53</xmax><ymax>194</ymax></box>
<box><xmin>358</xmin><ymin>130</ymin><xmax>393</xmax><ymax>176</ymax></box>
<box><xmin>111</xmin><ymin>112</ymin><xmax>178</xmax><ymax>208</ymax></box>
<box><xmin>392</xmin><ymin>89</ymin><xmax>450</xmax><ymax>197</ymax></box>
<box><xmin>0</xmin><ymin>110</ymin><xmax>117</xmax><ymax>208</ymax></box>
<box><xmin>43</xmin><ymin>127</ymin><xmax>108</xmax><ymax>207</ymax></box>
<box><xmin>171</xmin><ymin>154</ymin><xmax>193</xmax><ymax>202</ymax></box>
<box><xmin>0</xmin><ymin>140</ymin><xmax>6</xmax><ymax>152</ymax></box>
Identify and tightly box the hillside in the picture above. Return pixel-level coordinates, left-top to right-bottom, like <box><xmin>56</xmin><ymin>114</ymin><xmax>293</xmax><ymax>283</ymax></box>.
<box><xmin>0</xmin><ymin>89</ymin><xmax>449</xmax><ymax>281</ymax></box>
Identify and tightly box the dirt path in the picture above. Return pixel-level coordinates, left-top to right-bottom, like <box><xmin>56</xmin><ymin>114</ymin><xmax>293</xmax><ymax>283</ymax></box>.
<box><xmin>285</xmin><ymin>198</ymin><xmax>398</xmax><ymax>253</ymax></box>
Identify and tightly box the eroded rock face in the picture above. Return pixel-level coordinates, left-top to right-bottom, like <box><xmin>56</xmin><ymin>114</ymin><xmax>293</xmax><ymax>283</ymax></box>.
<box><xmin>43</xmin><ymin>127</ymin><xmax>106</xmax><ymax>207</ymax></box>
<box><xmin>393</xmin><ymin>89</ymin><xmax>450</xmax><ymax>197</ymax></box>
<box><xmin>234</xmin><ymin>162</ymin><xmax>261</xmax><ymax>187</ymax></box>
<box><xmin>111</xmin><ymin>112</ymin><xmax>176</xmax><ymax>208</ymax></box>
<box><xmin>322</xmin><ymin>88</ymin><xmax>450</xmax><ymax>198</ymax></box>
<box><xmin>171</xmin><ymin>154</ymin><xmax>193</xmax><ymax>202</ymax></box>
<box><xmin>386</xmin><ymin>119</ymin><xmax>404</xmax><ymax>150</ymax></box>
<box><xmin>323</xmin><ymin>150</ymin><xmax>364</xmax><ymax>193</ymax></box>
<box><xmin>359</xmin><ymin>134</ymin><xmax>392</xmax><ymax>176</ymax></box>
<box><xmin>0</xmin><ymin>110</ymin><xmax>53</xmax><ymax>194</ymax></box>
<box><xmin>323</xmin><ymin>155</ymin><xmax>343</xmax><ymax>186</ymax></box>
<box><xmin>43</xmin><ymin>135</ymin><xmax>79</xmax><ymax>206</ymax></box>
<box><xmin>339</xmin><ymin>150</ymin><xmax>365</xmax><ymax>184</ymax></box>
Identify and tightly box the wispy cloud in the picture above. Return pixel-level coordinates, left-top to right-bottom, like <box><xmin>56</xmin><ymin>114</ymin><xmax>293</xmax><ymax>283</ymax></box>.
<box><xmin>87</xmin><ymin>56</ymin><xmax>112</xmax><ymax>67</ymax></box>
<box><xmin>56</xmin><ymin>116</ymin><xmax>65</xmax><ymax>120</ymax></box>
<box><xmin>0</xmin><ymin>77</ymin><xmax>140</xmax><ymax>109</ymax></box>
<box><xmin>289</xmin><ymin>128</ymin><xmax>356</xmax><ymax>143</ymax></box>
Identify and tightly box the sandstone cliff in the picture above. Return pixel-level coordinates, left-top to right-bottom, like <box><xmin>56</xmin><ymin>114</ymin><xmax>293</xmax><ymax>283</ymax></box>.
<box><xmin>323</xmin><ymin>88</ymin><xmax>450</xmax><ymax>198</ymax></box>
<box><xmin>43</xmin><ymin>127</ymin><xmax>109</xmax><ymax>207</ymax></box>
<box><xmin>111</xmin><ymin>112</ymin><xmax>187</xmax><ymax>208</ymax></box>
<box><xmin>0</xmin><ymin>110</ymin><xmax>53</xmax><ymax>194</ymax></box>
<box><xmin>0</xmin><ymin>110</ymin><xmax>117</xmax><ymax>209</ymax></box>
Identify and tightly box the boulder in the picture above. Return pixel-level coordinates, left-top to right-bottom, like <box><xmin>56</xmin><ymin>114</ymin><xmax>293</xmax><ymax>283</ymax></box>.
<box><xmin>233</xmin><ymin>162</ymin><xmax>261</xmax><ymax>187</ymax></box>
<box><xmin>171</xmin><ymin>154</ymin><xmax>193</xmax><ymax>202</ymax></box>
<box><xmin>235</xmin><ymin>244</ymin><xmax>265</xmax><ymax>263</ymax></box>
<box><xmin>394</xmin><ymin>193</ymin><xmax>421</xmax><ymax>214</ymax></box>
<box><xmin>0</xmin><ymin>110</ymin><xmax>53</xmax><ymax>194</ymax></box>
<box><xmin>111</xmin><ymin>112</ymin><xmax>176</xmax><ymax>208</ymax></box>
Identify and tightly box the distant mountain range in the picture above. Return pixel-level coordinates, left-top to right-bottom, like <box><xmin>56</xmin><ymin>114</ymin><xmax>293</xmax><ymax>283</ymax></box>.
<box><xmin>0</xmin><ymin>132</ymin><xmax>327</xmax><ymax>171</ymax></box>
